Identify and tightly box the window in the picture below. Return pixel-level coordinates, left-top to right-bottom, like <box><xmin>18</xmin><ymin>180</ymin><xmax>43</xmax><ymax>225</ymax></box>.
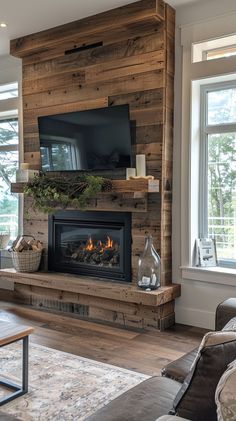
<box><xmin>206</xmin><ymin>46</ymin><xmax>236</xmax><ymax>61</ymax></box>
<box><xmin>200</xmin><ymin>82</ymin><xmax>236</xmax><ymax>266</ymax></box>
<box><xmin>0</xmin><ymin>82</ymin><xmax>18</xmax><ymax>101</ymax></box>
<box><xmin>0</xmin><ymin>82</ymin><xmax>19</xmax><ymax>243</ymax></box>
<box><xmin>40</xmin><ymin>138</ymin><xmax>78</xmax><ymax>171</ymax></box>
<box><xmin>192</xmin><ymin>34</ymin><xmax>236</xmax><ymax>63</ymax></box>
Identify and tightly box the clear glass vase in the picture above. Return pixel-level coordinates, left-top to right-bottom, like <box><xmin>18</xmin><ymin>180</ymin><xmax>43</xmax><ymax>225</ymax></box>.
<box><xmin>137</xmin><ymin>235</ymin><xmax>161</xmax><ymax>290</ymax></box>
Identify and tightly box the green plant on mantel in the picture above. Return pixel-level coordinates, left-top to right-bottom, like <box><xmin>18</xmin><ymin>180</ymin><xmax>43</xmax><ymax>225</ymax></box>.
<box><xmin>23</xmin><ymin>172</ymin><xmax>112</xmax><ymax>213</ymax></box>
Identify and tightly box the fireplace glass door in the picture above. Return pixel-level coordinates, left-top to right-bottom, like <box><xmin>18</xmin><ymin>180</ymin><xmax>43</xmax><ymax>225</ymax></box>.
<box><xmin>48</xmin><ymin>211</ymin><xmax>131</xmax><ymax>282</ymax></box>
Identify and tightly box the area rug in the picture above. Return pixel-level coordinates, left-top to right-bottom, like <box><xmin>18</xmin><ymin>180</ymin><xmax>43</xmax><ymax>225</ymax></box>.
<box><xmin>0</xmin><ymin>342</ymin><xmax>149</xmax><ymax>420</ymax></box>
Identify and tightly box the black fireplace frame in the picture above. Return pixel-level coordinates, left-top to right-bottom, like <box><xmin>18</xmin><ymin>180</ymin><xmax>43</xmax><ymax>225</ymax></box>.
<box><xmin>48</xmin><ymin>210</ymin><xmax>132</xmax><ymax>282</ymax></box>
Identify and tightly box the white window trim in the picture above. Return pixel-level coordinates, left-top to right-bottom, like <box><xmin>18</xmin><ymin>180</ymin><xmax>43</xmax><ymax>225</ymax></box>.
<box><xmin>180</xmin><ymin>16</ymin><xmax>236</xmax><ymax>285</ymax></box>
<box><xmin>0</xmin><ymin>81</ymin><xmax>22</xmax><ymax>238</ymax></box>
<box><xmin>0</xmin><ymin>113</ymin><xmax>19</xmax><ymax>154</ymax></box>
<box><xmin>181</xmin><ymin>265</ymin><xmax>236</xmax><ymax>286</ymax></box>
<box><xmin>199</xmin><ymin>81</ymin><xmax>236</xmax><ymax>268</ymax></box>
<box><xmin>192</xmin><ymin>34</ymin><xmax>236</xmax><ymax>63</ymax></box>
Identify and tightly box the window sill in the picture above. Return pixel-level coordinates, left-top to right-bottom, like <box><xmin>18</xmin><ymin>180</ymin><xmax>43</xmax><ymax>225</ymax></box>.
<box><xmin>181</xmin><ymin>266</ymin><xmax>236</xmax><ymax>287</ymax></box>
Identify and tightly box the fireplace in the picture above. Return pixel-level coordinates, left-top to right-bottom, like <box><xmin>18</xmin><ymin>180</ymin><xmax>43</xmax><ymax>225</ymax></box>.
<box><xmin>48</xmin><ymin>210</ymin><xmax>131</xmax><ymax>282</ymax></box>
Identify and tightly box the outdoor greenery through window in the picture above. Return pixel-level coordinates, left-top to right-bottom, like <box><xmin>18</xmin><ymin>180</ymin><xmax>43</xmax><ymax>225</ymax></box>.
<box><xmin>0</xmin><ymin>83</ymin><xmax>19</xmax><ymax>245</ymax></box>
<box><xmin>200</xmin><ymin>82</ymin><xmax>236</xmax><ymax>266</ymax></box>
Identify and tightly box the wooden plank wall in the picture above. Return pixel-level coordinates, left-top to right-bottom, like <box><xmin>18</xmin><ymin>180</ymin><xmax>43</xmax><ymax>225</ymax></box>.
<box><xmin>11</xmin><ymin>0</ymin><xmax>175</xmax><ymax>287</ymax></box>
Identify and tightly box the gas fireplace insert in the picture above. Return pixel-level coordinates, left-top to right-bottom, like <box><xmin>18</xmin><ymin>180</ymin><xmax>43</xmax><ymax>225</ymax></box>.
<box><xmin>48</xmin><ymin>210</ymin><xmax>131</xmax><ymax>282</ymax></box>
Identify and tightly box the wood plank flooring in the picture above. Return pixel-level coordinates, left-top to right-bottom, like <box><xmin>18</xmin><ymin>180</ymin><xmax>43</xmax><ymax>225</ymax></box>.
<box><xmin>0</xmin><ymin>301</ymin><xmax>207</xmax><ymax>376</ymax></box>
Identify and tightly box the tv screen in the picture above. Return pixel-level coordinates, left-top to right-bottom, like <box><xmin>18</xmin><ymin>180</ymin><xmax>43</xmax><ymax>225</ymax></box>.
<box><xmin>38</xmin><ymin>104</ymin><xmax>132</xmax><ymax>172</ymax></box>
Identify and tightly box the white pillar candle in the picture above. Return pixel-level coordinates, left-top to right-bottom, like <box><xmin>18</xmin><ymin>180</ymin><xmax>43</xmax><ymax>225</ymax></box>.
<box><xmin>20</xmin><ymin>163</ymin><xmax>30</xmax><ymax>170</ymax></box>
<box><xmin>136</xmin><ymin>154</ymin><xmax>146</xmax><ymax>177</ymax></box>
<box><xmin>126</xmin><ymin>168</ymin><xmax>136</xmax><ymax>180</ymax></box>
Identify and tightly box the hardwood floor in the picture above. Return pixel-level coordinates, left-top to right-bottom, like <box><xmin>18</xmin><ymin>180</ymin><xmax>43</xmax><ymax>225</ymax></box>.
<box><xmin>0</xmin><ymin>301</ymin><xmax>207</xmax><ymax>376</ymax></box>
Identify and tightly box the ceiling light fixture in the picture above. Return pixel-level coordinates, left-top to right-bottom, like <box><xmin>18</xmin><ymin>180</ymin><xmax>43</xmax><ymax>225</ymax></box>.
<box><xmin>0</xmin><ymin>22</ymin><xmax>7</xmax><ymax>28</ymax></box>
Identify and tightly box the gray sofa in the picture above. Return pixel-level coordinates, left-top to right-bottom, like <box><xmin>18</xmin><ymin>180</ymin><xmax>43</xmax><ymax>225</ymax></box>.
<box><xmin>86</xmin><ymin>298</ymin><xmax>236</xmax><ymax>421</ymax></box>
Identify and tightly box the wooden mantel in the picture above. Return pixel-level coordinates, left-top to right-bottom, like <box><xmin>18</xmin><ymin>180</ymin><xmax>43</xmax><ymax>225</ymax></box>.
<box><xmin>11</xmin><ymin>179</ymin><xmax>160</xmax><ymax>194</ymax></box>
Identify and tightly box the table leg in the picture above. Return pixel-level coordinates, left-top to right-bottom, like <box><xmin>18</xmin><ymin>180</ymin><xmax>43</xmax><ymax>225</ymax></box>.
<box><xmin>0</xmin><ymin>336</ymin><xmax>30</xmax><ymax>405</ymax></box>
<box><xmin>22</xmin><ymin>336</ymin><xmax>28</xmax><ymax>393</ymax></box>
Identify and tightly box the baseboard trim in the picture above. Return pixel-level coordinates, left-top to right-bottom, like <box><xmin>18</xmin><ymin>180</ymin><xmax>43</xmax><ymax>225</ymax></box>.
<box><xmin>175</xmin><ymin>305</ymin><xmax>215</xmax><ymax>330</ymax></box>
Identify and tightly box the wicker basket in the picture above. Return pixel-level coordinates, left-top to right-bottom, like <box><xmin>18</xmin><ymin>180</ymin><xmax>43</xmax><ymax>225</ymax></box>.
<box><xmin>11</xmin><ymin>250</ymin><xmax>42</xmax><ymax>273</ymax></box>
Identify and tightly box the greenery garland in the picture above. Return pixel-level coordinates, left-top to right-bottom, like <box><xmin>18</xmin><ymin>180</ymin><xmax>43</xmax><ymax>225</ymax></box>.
<box><xmin>23</xmin><ymin>173</ymin><xmax>112</xmax><ymax>213</ymax></box>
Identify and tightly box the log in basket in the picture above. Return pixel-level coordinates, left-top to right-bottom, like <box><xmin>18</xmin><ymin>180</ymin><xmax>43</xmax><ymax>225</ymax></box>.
<box><xmin>9</xmin><ymin>235</ymin><xmax>43</xmax><ymax>273</ymax></box>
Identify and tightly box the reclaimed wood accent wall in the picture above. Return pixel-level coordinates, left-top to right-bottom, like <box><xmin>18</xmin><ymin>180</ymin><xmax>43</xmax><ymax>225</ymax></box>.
<box><xmin>10</xmin><ymin>0</ymin><xmax>175</xmax><ymax>287</ymax></box>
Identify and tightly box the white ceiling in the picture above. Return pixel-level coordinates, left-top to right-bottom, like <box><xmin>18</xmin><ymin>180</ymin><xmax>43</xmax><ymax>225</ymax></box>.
<box><xmin>0</xmin><ymin>0</ymin><xmax>201</xmax><ymax>56</ymax></box>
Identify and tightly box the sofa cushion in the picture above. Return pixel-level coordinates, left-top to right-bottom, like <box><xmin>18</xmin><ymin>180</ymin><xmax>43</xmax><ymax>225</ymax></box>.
<box><xmin>215</xmin><ymin>359</ymin><xmax>236</xmax><ymax>421</ymax></box>
<box><xmin>172</xmin><ymin>331</ymin><xmax>236</xmax><ymax>421</ymax></box>
<box><xmin>161</xmin><ymin>348</ymin><xmax>198</xmax><ymax>383</ymax></box>
<box><xmin>161</xmin><ymin>316</ymin><xmax>236</xmax><ymax>384</ymax></box>
<box><xmin>86</xmin><ymin>376</ymin><xmax>181</xmax><ymax>421</ymax></box>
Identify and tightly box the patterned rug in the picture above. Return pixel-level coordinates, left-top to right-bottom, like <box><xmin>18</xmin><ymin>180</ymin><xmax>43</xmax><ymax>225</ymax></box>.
<box><xmin>0</xmin><ymin>342</ymin><xmax>148</xmax><ymax>420</ymax></box>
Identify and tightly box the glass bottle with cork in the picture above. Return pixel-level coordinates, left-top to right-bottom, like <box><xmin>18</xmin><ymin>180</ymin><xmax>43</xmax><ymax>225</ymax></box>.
<box><xmin>137</xmin><ymin>234</ymin><xmax>161</xmax><ymax>290</ymax></box>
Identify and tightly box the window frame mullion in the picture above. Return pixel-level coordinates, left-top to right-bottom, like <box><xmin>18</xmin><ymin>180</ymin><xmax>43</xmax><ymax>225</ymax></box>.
<box><xmin>199</xmin><ymin>85</ymin><xmax>209</xmax><ymax>238</ymax></box>
<box><xmin>205</xmin><ymin>123</ymin><xmax>236</xmax><ymax>134</ymax></box>
<box><xmin>0</xmin><ymin>145</ymin><xmax>18</xmax><ymax>152</ymax></box>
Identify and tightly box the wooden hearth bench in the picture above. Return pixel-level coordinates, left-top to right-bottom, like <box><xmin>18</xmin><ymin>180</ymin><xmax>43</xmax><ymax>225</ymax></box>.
<box><xmin>0</xmin><ymin>321</ymin><xmax>34</xmax><ymax>406</ymax></box>
<box><xmin>0</xmin><ymin>269</ymin><xmax>181</xmax><ymax>331</ymax></box>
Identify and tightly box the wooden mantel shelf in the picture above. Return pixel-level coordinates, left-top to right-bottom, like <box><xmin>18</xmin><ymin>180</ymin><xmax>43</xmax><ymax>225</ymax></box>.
<box><xmin>11</xmin><ymin>179</ymin><xmax>160</xmax><ymax>195</ymax></box>
<box><xmin>0</xmin><ymin>269</ymin><xmax>180</xmax><ymax>307</ymax></box>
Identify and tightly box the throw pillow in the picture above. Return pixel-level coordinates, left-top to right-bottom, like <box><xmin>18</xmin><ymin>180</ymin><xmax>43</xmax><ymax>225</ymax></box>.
<box><xmin>222</xmin><ymin>317</ymin><xmax>236</xmax><ymax>332</ymax></box>
<box><xmin>171</xmin><ymin>331</ymin><xmax>236</xmax><ymax>421</ymax></box>
<box><xmin>215</xmin><ymin>359</ymin><xmax>236</xmax><ymax>421</ymax></box>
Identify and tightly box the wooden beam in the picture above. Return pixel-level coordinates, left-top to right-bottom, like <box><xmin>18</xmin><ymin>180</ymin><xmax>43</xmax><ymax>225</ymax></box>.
<box><xmin>10</xmin><ymin>0</ymin><xmax>165</xmax><ymax>58</ymax></box>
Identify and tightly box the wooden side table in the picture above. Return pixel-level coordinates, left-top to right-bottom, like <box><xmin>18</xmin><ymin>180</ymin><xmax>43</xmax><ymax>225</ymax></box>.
<box><xmin>0</xmin><ymin>321</ymin><xmax>34</xmax><ymax>406</ymax></box>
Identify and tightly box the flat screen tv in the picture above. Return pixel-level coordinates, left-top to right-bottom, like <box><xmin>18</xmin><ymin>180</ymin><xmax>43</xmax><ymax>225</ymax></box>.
<box><xmin>38</xmin><ymin>104</ymin><xmax>132</xmax><ymax>172</ymax></box>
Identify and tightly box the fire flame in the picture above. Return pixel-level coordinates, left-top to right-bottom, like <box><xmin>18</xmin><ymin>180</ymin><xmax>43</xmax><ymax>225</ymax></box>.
<box><xmin>84</xmin><ymin>236</ymin><xmax>113</xmax><ymax>252</ymax></box>
<box><xmin>85</xmin><ymin>237</ymin><xmax>94</xmax><ymax>251</ymax></box>
<box><xmin>105</xmin><ymin>236</ymin><xmax>113</xmax><ymax>249</ymax></box>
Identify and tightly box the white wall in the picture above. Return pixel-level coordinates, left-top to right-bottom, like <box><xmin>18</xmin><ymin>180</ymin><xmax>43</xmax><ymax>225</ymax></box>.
<box><xmin>175</xmin><ymin>0</ymin><xmax>236</xmax><ymax>26</ymax></box>
<box><xmin>0</xmin><ymin>55</ymin><xmax>21</xmax><ymax>84</ymax></box>
<box><xmin>173</xmin><ymin>0</ymin><xmax>236</xmax><ymax>329</ymax></box>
